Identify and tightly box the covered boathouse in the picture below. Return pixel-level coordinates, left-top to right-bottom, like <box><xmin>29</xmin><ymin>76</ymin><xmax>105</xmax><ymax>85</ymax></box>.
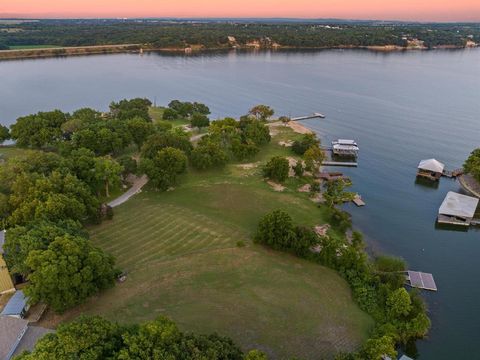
<box><xmin>332</xmin><ymin>139</ymin><xmax>359</xmax><ymax>157</ymax></box>
<box><xmin>417</xmin><ymin>158</ymin><xmax>445</xmax><ymax>181</ymax></box>
<box><xmin>437</xmin><ymin>191</ymin><xmax>479</xmax><ymax>226</ymax></box>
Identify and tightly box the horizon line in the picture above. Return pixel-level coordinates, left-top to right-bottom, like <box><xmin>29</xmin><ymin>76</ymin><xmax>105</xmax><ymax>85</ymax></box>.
<box><xmin>1</xmin><ymin>16</ymin><xmax>480</xmax><ymax>24</ymax></box>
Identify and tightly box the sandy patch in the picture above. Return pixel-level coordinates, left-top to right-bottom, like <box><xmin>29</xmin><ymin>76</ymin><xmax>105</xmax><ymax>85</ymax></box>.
<box><xmin>267</xmin><ymin>181</ymin><xmax>285</xmax><ymax>192</ymax></box>
<box><xmin>298</xmin><ymin>184</ymin><xmax>311</xmax><ymax>193</ymax></box>
<box><xmin>310</xmin><ymin>192</ymin><xmax>325</xmax><ymax>204</ymax></box>
<box><xmin>236</xmin><ymin>162</ymin><xmax>260</xmax><ymax>170</ymax></box>
<box><xmin>288</xmin><ymin>121</ymin><xmax>314</xmax><ymax>134</ymax></box>
<box><xmin>278</xmin><ymin>140</ymin><xmax>293</xmax><ymax>147</ymax></box>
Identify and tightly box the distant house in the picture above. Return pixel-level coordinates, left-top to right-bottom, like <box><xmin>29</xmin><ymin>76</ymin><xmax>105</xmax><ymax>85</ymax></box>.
<box><xmin>0</xmin><ymin>316</ymin><xmax>53</xmax><ymax>360</ymax></box>
<box><xmin>0</xmin><ymin>230</ymin><xmax>15</xmax><ymax>295</ymax></box>
<box><xmin>332</xmin><ymin>139</ymin><xmax>359</xmax><ymax>158</ymax></box>
<box><xmin>438</xmin><ymin>191</ymin><xmax>479</xmax><ymax>226</ymax></box>
<box><xmin>1</xmin><ymin>290</ymin><xmax>29</xmax><ymax>319</ymax></box>
<box><xmin>417</xmin><ymin>158</ymin><xmax>445</xmax><ymax>181</ymax></box>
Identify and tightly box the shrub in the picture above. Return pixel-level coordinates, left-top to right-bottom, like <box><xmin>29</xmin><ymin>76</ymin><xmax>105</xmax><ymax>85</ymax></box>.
<box><xmin>263</xmin><ymin>156</ymin><xmax>289</xmax><ymax>183</ymax></box>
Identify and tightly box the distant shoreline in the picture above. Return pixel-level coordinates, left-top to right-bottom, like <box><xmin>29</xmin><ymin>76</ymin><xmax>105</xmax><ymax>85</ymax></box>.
<box><xmin>0</xmin><ymin>43</ymin><xmax>476</xmax><ymax>61</ymax></box>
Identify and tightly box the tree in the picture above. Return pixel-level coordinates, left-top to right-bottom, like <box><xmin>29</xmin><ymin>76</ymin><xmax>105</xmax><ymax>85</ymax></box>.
<box><xmin>254</xmin><ymin>210</ymin><xmax>297</xmax><ymax>250</ymax></box>
<box><xmin>117</xmin><ymin>155</ymin><xmax>138</xmax><ymax>177</ymax></box>
<box><xmin>249</xmin><ymin>105</ymin><xmax>274</xmax><ymax>121</ymax></box>
<box><xmin>303</xmin><ymin>146</ymin><xmax>325</xmax><ymax>172</ymax></box>
<box><xmin>293</xmin><ymin>226</ymin><xmax>319</xmax><ymax>257</ymax></box>
<box><xmin>279</xmin><ymin>116</ymin><xmax>291</xmax><ymax>127</ymax></box>
<box><xmin>239</xmin><ymin>117</ymin><xmax>271</xmax><ymax>146</ymax></box>
<box><xmin>361</xmin><ymin>336</ymin><xmax>397</xmax><ymax>360</ymax></box>
<box><xmin>464</xmin><ymin>148</ymin><xmax>480</xmax><ymax>182</ymax></box>
<box><xmin>323</xmin><ymin>178</ymin><xmax>354</xmax><ymax>207</ymax></box>
<box><xmin>8</xmin><ymin>171</ymin><xmax>99</xmax><ymax>226</ymax></box>
<box><xmin>140</xmin><ymin>147</ymin><xmax>187</xmax><ymax>191</ymax></box>
<box><xmin>291</xmin><ymin>134</ymin><xmax>320</xmax><ymax>155</ymax></box>
<box><xmin>3</xmin><ymin>220</ymin><xmax>86</xmax><ymax>277</ymax></box>
<box><xmin>0</xmin><ymin>124</ymin><xmax>10</xmax><ymax>144</ymax></box>
<box><xmin>16</xmin><ymin>316</ymin><xmax>123</xmax><ymax>360</ymax></box>
<box><xmin>387</xmin><ymin>288</ymin><xmax>412</xmax><ymax>318</ymax></box>
<box><xmin>190</xmin><ymin>112</ymin><xmax>210</xmax><ymax>129</ymax></box>
<box><xmin>293</xmin><ymin>162</ymin><xmax>304</xmax><ymax>177</ymax></box>
<box><xmin>190</xmin><ymin>141</ymin><xmax>228</xmax><ymax>170</ymax></box>
<box><xmin>94</xmin><ymin>157</ymin><xmax>123</xmax><ymax>197</ymax></box>
<box><xmin>141</xmin><ymin>132</ymin><xmax>193</xmax><ymax>159</ymax></box>
<box><xmin>24</xmin><ymin>235</ymin><xmax>116</xmax><ymax>313</ymax></box>
<box><xmin>10</xmin><ymin>110</ymin><xmax>69</xmax><ymax>148</ymax></box>
<box><xmin>263</xmin><ymin>156</ymin><xmax>289</xmax><ymax>183</ymax></box>
<box><xmin>126</xmin><ymin>117</ymin><xmax>156</xmax><ymax>148</ymax></box>
<box><xmin>162</xmin><ymin>108</ymin><xmax>179</xmax><ymax>120</ymax></box>
<box><xmin>110</xmin><ymin>98</ymin><xmax>152</xmax><ymax>121</ymax></box>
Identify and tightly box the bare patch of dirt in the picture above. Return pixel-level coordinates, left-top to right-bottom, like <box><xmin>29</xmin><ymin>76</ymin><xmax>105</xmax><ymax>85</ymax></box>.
<box><xmin>298</xmin><ymin>184</ymin><xmax>311</xmax><ymax>193</ymax></box>
<box><xmin>236</xmin><ymin>162</ymin><xmax>260</xmax><ymax>170</ymax></box>
<box><xmin>267</xmin><ymin>181</ymin><xmax>285</xmax><ymax>192</ymax></box>
<box><xmin>279</xmin><ymin>140</ymin><xmax>293</xmax><ymax>147</ymax></box>
<box><xmin>314</xmin><ymin>224</ymin><xmax>331</xmax><ymax>237</ymax></box>
<box><xmin>288</xmin><ymin>121</ymin><xmax>314</xmax><ymax>134</ymax></box>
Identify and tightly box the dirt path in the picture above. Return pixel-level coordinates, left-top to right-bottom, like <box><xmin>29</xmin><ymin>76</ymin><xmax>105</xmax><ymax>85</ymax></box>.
<box><xmin>108</xmin><ymin>175</ymin><xmax>148</xmax><ymax>208</ymax></box>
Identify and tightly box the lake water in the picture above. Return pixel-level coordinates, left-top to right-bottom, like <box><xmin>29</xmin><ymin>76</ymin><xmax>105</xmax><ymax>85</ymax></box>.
<box><xmin>1</xmin><ymin>49</ymin><xmax>479</xmax><ymax>359</ymax></box>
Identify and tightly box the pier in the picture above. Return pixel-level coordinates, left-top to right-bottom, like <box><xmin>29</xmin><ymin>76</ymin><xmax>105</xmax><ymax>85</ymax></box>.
<box><xmin>291</xmin><ymin>112</ymin><xmax>325</xmax><ymax>121</ymax></box>
<box><xmin>352</xmin><ymin>195</ymin><xmax>365</xmax><ymax>206</ymax></box>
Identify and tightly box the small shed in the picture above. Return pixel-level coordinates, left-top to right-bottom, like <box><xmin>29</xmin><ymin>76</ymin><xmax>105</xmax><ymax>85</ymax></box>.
<box><xmin>1</xmin><ymin>290</ymin><xmax>29</xmax><ymax>318</ymax></box>
<box><xmin>417</xmin><ymin>159</ymin><xmax>445</xmax><ymax>181</ymax></box>
<box><xmin>438</xmin><ymin>191</ymin><xmax>479</xmax><ymax>226</ymax></box>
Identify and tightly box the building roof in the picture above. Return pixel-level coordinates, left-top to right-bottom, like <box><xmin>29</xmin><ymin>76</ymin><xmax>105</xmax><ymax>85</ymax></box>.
<box><xmin>0</xmin><ymin>316</ymin><xmax>28</xmax><ymax>360</ymax></box>
<box><xmin>418</xmin><ymin>158</ymin><xmax>445</xmax><ymax>173</ymax></box>
<box><xmin>12</xmin><ymin>325</ymin><xmax>54</xmax><ymax>358</ymax></box>
<box><xmin>1</xmin><ymin>290</ymin><xmax>28</xmax><ymax>317</ymax></box>
<box><xmin>336</xmin><ymin>139</ymin><xmax>357</xmax><ymax>145</ymax></box>
<box><xmin>399</xmin><ymin>355</ymin><xmax>414</xmax><ymax>360</ymax></box>
<box><xmin>439</xmin><ymin>191</ymin><xmax>479</xmax><ymax>219</ymax></box>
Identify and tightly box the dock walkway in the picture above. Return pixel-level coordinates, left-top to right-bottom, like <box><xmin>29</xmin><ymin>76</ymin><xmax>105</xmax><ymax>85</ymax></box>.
<box><xmin>291</xmin><ymin>113</ymin><xmax>325</xmax><ymax>121</ymax></box>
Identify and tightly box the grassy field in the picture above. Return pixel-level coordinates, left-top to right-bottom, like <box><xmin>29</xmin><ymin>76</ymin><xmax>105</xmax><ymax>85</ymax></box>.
<box><xmin>40</xmin><ymin>125</ymin><xmax>373</xmax><ymax>359</ymax></box>
<box><xmin>149</xmin><ymin>106</ymin><xmax>191</xmax><ymax>128</ymax></box>
<box><xmin>0</xmin><ymin>146</ymin><xmax>32</xmax><ymax>160</ymax></box>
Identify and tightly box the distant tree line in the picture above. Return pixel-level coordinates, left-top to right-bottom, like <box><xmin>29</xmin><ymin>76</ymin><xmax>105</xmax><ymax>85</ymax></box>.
<box><xmin>0</xmin><ymin>20</ymin><xmax>478</xmax><ymax>50</ymax></box>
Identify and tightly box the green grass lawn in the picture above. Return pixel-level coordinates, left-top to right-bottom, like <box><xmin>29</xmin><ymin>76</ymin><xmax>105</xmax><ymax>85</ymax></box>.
<box><xmin>41</xmin><ymin>126</ymin><xmax>373</xmax><ymax>359</ymax></box>
<box><xmin>149</xmin><ymin>106</ymin><xmax>190</xmax><ymax>128</ymax></box>
<box><xmin>8</xmin><ymin>45</ymin><xmax>63</xmax><ymax>50</ymax></box>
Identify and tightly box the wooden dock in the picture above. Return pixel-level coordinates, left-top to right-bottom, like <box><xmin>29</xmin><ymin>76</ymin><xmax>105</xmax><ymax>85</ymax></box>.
<box><xmin>352</xmin><ymin>195</ymin><xmax>365</xmax><ymax>206</ymax></box>
<box><xmin>322</xmin><ymin>161</ymin><xmax>358</xmax><ymax>167</ymax></box>
<box><xmin>291</xmin><ymin>112</ymin><xmax>325</xmax><ymax>121</ymax></box>
<box><xmin>437</xmin><ymin>214</ymin><xmax>471</xmax><ymax>226</ymax></box>
<box><xmin>442</xmin><ymin>168</ymin><xmax>464</xmax><ymax>178</ymax></box>
<box><xmin>406</xmin><ymin>271</ymin><xmax>437</xmax><ymax>291</ymax></box>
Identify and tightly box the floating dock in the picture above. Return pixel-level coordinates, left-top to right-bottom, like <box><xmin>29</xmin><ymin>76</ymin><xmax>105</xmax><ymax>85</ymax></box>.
<box><xmin>352</xmin><ymin>195</ymin><xmax>365</xmax><ymax>206</ymax></box>
<box><xmin>322</xmin><ymin>161</ymin><xmax>358</xmax><ymax>167</ymax></box>
<box><xmin>442</xmin><ymin>168</ymin><xmax>464</xmax><ymax>178</ymax></box>
<box><xmin>291</xmin><ymin>112</ymin><xmax>325</xmax><ymax>121</ymax></box>
<box><xmin>406</xmin><ymin>271</ymin><xmax>437</xmax><ymax>291</ymax></box>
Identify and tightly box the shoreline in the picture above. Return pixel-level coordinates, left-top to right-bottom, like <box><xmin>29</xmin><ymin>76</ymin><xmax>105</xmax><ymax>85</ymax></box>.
<box><xmin>0</xmin><ymin>43</ymin><xmax>475</xmax><ymax>61</ymax></box>
<box><xmin>459</xmin><ymin>174</ymin><xmax>480</xmax><ymax>198</ymax></box>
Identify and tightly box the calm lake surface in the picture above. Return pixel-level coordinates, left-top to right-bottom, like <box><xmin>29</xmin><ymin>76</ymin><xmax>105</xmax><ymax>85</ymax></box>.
<box><xmin>1</xmin><ymin>49</ymin><xmax>479</xmax><ymax>359</ymax></box>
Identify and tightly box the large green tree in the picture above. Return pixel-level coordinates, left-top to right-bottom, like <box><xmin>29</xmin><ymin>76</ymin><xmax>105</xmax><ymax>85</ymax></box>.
<box><xmin>3</xmin><ymin>220</ymin><xmax>86</xmax><ymax>277</ymax></box>
<box><xmin>10</xmin><ymin>110</ymin><xmax>68</xmax><ymax>148</ymax></box>
<box><xmin>140</xmin><ymin>147</ymin><xmax>187</xmax><ymax>191</ymax></box>
<box><xmin>0</xmin><ymin>124</ymin><xmax>10</xmax><ymax>144</ymax></box>
<box><xmin>248</xmin><ymin>105</ymin><xmax>274</xmax><ymax>121</ymax></box>
<box><xmin>24</xmin><ymin>235</ymin><xmax>116</xmax><ymax>313</ymax></box>
<box><xmin>94</xmin><ymin>157</ymin><xmax>124</xmax><ymax>197</ymax></box>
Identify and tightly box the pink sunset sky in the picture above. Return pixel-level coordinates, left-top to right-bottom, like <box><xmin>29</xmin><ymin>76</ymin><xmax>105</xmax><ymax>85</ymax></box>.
<box><xmin>1</xmin><ymin>0</ymin><xmax>479</xmax><ymax>22</ymax></box>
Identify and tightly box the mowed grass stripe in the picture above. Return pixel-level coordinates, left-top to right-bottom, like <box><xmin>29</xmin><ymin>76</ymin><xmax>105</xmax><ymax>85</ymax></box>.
<box><xmin>95</xmin><ymin>210</ymin><xmax>183</xmax><ymax>252</ymax></box>
<box><xmin>117</xmin><ymin>223</ymin><xmax>201</xmax><ymax>267</ymax></box>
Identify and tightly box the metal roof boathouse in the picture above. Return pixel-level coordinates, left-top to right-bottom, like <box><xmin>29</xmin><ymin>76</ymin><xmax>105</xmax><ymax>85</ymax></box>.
<box><xmin>417</xmin><ymin>158</ymin><xmax>445</xmax><ymax>181</ymax></box>
<box><xmin>437</xmin><ymin>191</ymin><xmax>479</xmax><ymax>226</ymax></box>
<box><xmin>332</xmin><ymin>139</ymin><xmax>359</xmax><ymax>158</ymax></box>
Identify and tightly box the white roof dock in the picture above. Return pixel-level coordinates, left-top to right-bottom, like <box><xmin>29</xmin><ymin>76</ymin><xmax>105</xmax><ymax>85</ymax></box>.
<box><xmin>439</xmin><ymin>191</ymin><xmax>479</xmax><ymax>220</ymax></box>
<box><xmin>418</xmin><ymin>158</ymin><xmax>445</xmax><ymax>173</ymax></box>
